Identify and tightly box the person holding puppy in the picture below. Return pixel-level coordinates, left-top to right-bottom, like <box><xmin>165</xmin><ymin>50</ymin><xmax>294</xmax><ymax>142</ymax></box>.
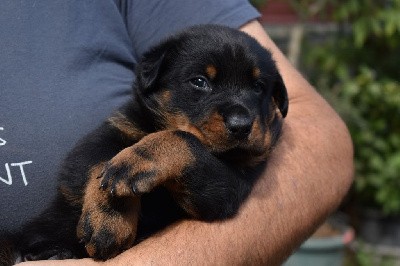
<box><xmin>0</xmin><ymin>0</ymin><xmax>353</xmax><ymax>265</ymax></box>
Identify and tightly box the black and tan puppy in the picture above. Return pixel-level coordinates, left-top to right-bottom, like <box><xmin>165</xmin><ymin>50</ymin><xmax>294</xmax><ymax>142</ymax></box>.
<box><xmin>1</xmin><ymin>24</ymin><xmax>288</xmax><ymax>263</ymax></box>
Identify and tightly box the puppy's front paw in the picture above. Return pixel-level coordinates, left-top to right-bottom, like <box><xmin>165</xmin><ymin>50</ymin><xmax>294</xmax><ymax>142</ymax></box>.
<box><xmin>98</xmin><ymin>146</ymin><xmax>162</xmax><ymax>197</ymax></box>
<box><xmin>97</xmin><ymin>131</ymin><xmax>196</xmax><ymax>198</ymax></box>
<box><xmin>78</xmin><ymin>166</ymin><xmax>140</xmax><ymax>260</ymax></box>
<box><xmin>77</xmin><ymin>196</ymin><xmax>139</xmax><ymax>260</ymax></box>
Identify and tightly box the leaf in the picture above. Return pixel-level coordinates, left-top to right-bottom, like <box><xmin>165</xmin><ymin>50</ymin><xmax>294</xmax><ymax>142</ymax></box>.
<box><xmin>353</xmin><ymin>20</ymin><xmax>368</xmax><ymax>47</ymax></box>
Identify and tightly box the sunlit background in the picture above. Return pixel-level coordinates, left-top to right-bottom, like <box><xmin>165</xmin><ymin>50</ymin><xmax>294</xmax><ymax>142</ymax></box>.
<box><xmin>251</xmin><ymin>0</ymin><xmax>400</xmax><ymax>265</ymax></box>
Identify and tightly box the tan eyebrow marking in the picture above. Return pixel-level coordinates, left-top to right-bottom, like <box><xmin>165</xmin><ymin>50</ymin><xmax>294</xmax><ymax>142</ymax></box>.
<box><xmin>253</xmin><ymin>67</ymin><xmax>261</xmax><ymax>79</ymax></box>
<box><xmin>206</xmin><ymin>65</ymin><xmax>217</xmax><ymax>79</ymax></box>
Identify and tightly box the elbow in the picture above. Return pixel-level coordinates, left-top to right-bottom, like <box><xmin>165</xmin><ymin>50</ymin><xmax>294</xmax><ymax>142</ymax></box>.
<box><xmin>333</xmin><ymin>114</ymin><xmax>355</xmax><ymax>193</ymax></box>
<box><xmin>316</xmin><ymin>110</ymin><xmax>355</xmax><ymax>206</ymax></box>
<box><xmin>311</xmin><ymin>93</ymin><xmax>355</xmax><ymax>195</ymax></box>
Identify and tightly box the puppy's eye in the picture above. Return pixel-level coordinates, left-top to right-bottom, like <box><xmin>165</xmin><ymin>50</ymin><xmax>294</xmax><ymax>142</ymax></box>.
<box><xmin>190</xmin><ymin>77</ymin><xmax>211</xmax><ymax>91</ymax></box>
<box><xmin>254</xmin><ymin>81</ymin><xmax>264</xmax><ymax>94</ymax></box>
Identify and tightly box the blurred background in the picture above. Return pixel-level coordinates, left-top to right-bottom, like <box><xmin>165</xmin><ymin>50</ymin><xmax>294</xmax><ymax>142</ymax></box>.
<box><xmin>250</xmin><ymin>0</ymin><xmax>400</xmax><ymax>265</ymax></box>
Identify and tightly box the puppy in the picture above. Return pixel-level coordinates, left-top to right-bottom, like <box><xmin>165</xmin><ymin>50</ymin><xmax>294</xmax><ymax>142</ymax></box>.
<box><xmin>0</xmin><ymin>24</ymin><xmax>288</xmax><ymax>263</ymax></box>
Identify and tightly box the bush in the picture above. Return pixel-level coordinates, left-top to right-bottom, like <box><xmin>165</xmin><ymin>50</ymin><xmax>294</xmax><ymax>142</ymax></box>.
<box><xmin>302</xmin><ymin>0</ymin><xmax>400</xmax><ymax>215</ymax></box>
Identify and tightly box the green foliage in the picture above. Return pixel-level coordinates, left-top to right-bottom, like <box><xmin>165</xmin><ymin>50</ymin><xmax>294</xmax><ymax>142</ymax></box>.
<box><xmin>288</xmin><ymin>0</ymin><xmax>332</xmax><ymax>19</ymax></box>
<box><xmin>302</xmin><ymin>0</ymin><xmax>400</xmax><ymax>215</ymax></box>
<box><xmin>334</xmin><ymin>0</ymin><xmax>400</xmax><ymax>48</ymax></box>
<box><xmin>350</xmin><ymin>242</ymin><xmax>397</xmax><ymax>266</ymax></box>
<box><xmin>249</xmin><ymin>0</ymin><xmax>268</xmax><ymax>9</ymax></box>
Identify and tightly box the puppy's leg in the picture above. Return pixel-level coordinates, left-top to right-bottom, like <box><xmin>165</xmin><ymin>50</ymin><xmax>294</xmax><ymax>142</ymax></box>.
<box><xmin>78</xmin><ymin>128</ymin><xmax>194</xmax><ymax>259</ymax></box>
<box><xmin>166</xmin><ymin>131</ymin><xmax>260</xmax><ymax>221</ymax></box>
<box><xmin>98</xmin><ymin>130</ymin><xmax>196</xmax><ymax>197</ymax></box>
<box><xmin>77</xmin><ymin>163</ymin><xmax>140</xmax><ymax>261</ymax></box>
<box><xmin>98</xmin><ymin>130</ymin><xmax>257</xmax><ymax>222</ymax></box>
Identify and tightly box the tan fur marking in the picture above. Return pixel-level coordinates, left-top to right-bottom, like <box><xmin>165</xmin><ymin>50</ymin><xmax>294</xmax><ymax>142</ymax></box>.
<box><xmin>164</xmin><ymin>180</ymin><xmax>198</xmax><ymax>218</ymax></box>
<box><xmin>250</xmin><ymin>130</ymin><xmax>273</xmax><ymax>166</ymax></box>
<box><xmin>103</xmin><ymin>130</ymin><xmax>196</xmax><ymax>197</ymax></box>
<box><xmin>267</xmin><ymin>103</ymin><xmax>278</xmax><ymax>125</ymax></box>
<box><xmin>247</xmin><ymin>116</ymin><xmax>264</xmax><ymax>149</ymax></box>
<box><xmin>264</xmin><ymin>130</ymin><xmax>272</xmax><ymax>149</ymax></box>
<box><xmin>77</xmin><ymin>163</ymin><xmax>139</xmax><ymax>255</ymax></box>
<box><xmin>206</xmin><ymin>65</ymin><xmax>217</xmax><ymax>79</ymax></box>
<box><xmin>164</xmin><ymin>112</ymin><xmax>190</xmax><ymax>130</ymax></box>
<box><xmin>114</xmin><ymin>182</ymin><xmax>133</xmax><ymax>196</ymax></box>
<box><xmin>108</xmin><ymin>112</ymin><xmax>146</xmax><ymax>140</ymax></box>
<box><xmin>85</xmin><ymin>243</ymin><xmax>96</xmax><ymax>257</ymax></box>
<box><xmin>147</xmin><ymin>131</ymin><xmax>195</xmax><ymax>178</ymax></box>
<box><xmin>176</xmin><ymin>195</ymin><xmax>199</xmax><ymax>218</ymax></box>
<box><xmin>239</xmin><ymin>116</ymin><xmax>269</xmax><ymax>166</ymax></box>
<box><xmin>160</xmin><ymin>90</ymin><xmax>172</xmax><ymax>104</ymax></box>
<box><xmin>199</xmin><ymin>111</ymin><xmax>232</xmax><ymax>152</ymax></box>
<box><xmin>59</xmin><ymin>185</ymin><xmax>82</xmax><ymax>206</ymax></box>
<box><xmin>253</xmin><ymin>67</ymin><xmax>261</xmax><ymax>79</ymax></box>
<box><xmin>163</xmin><ymin>112</ymin><xmax>208</xmax><ymax>145</ymax></box>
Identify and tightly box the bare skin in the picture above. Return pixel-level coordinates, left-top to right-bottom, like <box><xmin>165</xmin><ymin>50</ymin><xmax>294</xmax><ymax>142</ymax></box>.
<box><xmin>18</xmin><ymin>20</ymin><xmax>354</xmax><ymax>266</ymax></box>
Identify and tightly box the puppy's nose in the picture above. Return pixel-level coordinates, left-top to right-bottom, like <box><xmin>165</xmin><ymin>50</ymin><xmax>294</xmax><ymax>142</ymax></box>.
<box><xmin>224</xmin><ymin>107</ymin><xmax>253</xmax><ymax>140</ymax></box>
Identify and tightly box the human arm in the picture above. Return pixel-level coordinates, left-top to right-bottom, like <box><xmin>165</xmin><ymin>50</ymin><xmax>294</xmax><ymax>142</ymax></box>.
<box><xmin>17</xmin><ymin>19</ymin><xmax>353</xmax><ymax>266</ymax></box>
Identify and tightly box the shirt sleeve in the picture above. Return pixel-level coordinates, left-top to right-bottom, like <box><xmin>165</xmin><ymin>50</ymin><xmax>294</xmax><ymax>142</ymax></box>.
<box><xmin>117</xmin><ymin>0</ymin><xmax>260</xmax><ymax>59</ymax></box>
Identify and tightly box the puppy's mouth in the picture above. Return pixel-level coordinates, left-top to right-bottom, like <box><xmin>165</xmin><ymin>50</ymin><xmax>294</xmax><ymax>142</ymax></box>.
<box><xmin>163</xmin><ymin>111</ymin><xmax>266</xmax><ymax>155</ymax></box>
<box><xmin>197</xmin><ymin>112</ymin><xmax>266</xmax><ymax>155</ymax></box>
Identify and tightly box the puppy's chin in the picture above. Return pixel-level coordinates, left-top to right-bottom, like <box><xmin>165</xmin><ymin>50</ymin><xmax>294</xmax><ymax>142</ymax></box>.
<box><xmin>212</xmin><ymin>142</ymin><xmax>267</xmax><ymax>167</ymax></box>
<box><xmin>204</xmin><ymin>134</ymin><xmax>266</xmax><ymax>156</ymax></box>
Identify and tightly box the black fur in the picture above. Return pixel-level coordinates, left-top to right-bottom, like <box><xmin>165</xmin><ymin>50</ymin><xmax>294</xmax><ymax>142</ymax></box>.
<box><xmin>0</xmin><ymin>25</ymin><xmax>288</xmax><ymax>264</ymax></box>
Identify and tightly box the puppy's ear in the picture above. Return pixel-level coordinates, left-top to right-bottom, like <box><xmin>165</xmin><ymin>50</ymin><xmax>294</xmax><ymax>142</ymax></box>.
<box><xmin>136</xmin><ymin>43</ymin><xmax>168</xmax><ymax>92</ymax></box>
<box><xmin>273</xmin><ymin>74</ymin><xmax>289</xmax><ymax>118</ymax></box>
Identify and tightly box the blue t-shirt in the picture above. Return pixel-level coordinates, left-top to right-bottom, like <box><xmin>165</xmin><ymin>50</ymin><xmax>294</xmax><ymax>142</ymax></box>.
<box><xmin>0</xmin><ymin>0</ymin><xmax>259</xmax><ymax>233</ymax></box>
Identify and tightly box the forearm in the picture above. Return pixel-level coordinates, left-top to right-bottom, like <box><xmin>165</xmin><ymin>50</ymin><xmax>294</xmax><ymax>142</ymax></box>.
<box><xmin>106</xmin><ymin>21</ymin><xmax>354</xmax><ymax>266</ymax></box>
<box><xmin>109</xmin><ymin>105</ymin><xmax>353</xmax><ymax>265</ymax></box>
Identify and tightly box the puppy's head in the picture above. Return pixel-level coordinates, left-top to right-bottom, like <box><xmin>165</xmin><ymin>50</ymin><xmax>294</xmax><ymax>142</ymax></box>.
<box><xmin>135</xmin><ymin>25</ymin><xmax>288</xmax><ymax>157</ymax></box>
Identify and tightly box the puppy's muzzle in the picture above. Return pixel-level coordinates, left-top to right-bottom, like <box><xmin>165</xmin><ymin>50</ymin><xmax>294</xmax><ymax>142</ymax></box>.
<box><xmin>223</xmin><ymin>105</ymin><xmax>253</xmax><ymax>140</ymax></box>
